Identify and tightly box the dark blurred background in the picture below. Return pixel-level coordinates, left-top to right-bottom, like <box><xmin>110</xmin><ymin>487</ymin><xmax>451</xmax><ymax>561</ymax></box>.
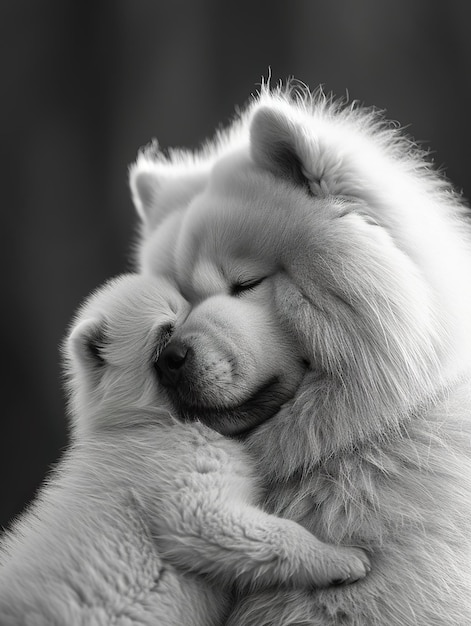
<box><xmin>2</xmin><ymin>0</ymin><xmax>471</xmax><ymax>529</ymax></box>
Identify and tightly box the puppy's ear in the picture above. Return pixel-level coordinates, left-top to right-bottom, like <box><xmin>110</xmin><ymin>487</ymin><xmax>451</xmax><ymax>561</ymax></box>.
<box><xmin>68</xmin><ymin>318</ymin><xmax>107</xmax><ymax>371</ymax></box>
<box><xmin>250</xmin><ymin>106</ymin><xmax>312</xmax><ymax>189</ymax></box>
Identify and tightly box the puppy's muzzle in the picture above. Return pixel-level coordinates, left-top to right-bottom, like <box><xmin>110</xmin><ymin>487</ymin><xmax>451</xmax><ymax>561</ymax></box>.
<box><xmin>155</xmin><ymin>340</ymin><xmax>191</xmax><ymax>387</ymax></box>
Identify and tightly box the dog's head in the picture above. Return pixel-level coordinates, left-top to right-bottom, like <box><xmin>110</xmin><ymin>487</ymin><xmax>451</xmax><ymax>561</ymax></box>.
<box><xmin>130</xmin><ymin>89</ymin><xmax>471</xmax><ymax>460</ymax></box>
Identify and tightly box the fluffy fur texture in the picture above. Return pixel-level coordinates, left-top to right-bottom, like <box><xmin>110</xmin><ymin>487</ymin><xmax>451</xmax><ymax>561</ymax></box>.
<box><xmin>0</xmin><ymin>274</ymin><xmax>370</xmax><ymax>626</ymax></box>
<box><xmin>130</xmin><ymin>83</ymin><xmax>471</xmax><ymax>625</ymax></box>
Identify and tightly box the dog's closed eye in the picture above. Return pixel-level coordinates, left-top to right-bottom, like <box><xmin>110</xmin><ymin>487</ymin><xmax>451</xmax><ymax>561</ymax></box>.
<box><xmin>230</xmin><ymin>277</ymin><xmax>266</xmax><ymax>296</ymax></box>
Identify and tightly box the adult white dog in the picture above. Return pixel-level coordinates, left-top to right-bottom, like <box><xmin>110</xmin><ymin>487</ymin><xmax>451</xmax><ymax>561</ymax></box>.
<box><xmin>130</xmin><ymin>83</ymin><xmax>471</xmax><ymax>625</ymax></box>
<box><xmin>0</xmin><ymin>274</ymin><xmax>369</xmax><ymax>625</ymax></box>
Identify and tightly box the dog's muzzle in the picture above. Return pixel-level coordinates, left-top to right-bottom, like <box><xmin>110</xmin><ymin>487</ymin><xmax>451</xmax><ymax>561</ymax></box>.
<box><xmin>154</xmin><ymin>338</ymin><xmax>291</xmax><ymax>436</ymax></box>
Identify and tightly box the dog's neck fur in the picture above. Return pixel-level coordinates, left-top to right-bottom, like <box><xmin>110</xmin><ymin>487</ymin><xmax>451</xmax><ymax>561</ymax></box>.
<box><xmin>246</xmin><ymin>372</ymin><xmax>468</xmax><ymax>484</ymax></box>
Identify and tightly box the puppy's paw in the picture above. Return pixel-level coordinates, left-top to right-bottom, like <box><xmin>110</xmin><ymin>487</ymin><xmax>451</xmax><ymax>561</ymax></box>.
<box><xmin>316</xmin><ymin>545</ymin><xmax>371</xmax><ymax>587</ymax></box>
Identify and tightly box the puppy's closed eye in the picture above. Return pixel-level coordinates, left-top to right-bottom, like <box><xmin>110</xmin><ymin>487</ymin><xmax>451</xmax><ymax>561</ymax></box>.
<box><xmin>151</xmin><ymin>323</ymin><xmax>175</xmax><ymax>362</ymax></box>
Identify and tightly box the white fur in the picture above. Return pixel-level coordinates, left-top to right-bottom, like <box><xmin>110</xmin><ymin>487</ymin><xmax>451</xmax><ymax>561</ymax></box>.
<box><xmin>131</xmin><ymin>83</ymin><xmax>471</xmax><ymax>625</ymax></box>
<box><xmin>0</xmin><ymin>274</ymin><xmax>370</xmax><ymax>625</ymax></box>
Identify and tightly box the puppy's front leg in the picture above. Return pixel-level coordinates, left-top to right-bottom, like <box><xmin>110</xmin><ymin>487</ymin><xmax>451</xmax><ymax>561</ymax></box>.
<box><xmin>151</xmin><ymin>483</ymin><xmax>370</xmax><ymax>592</ymax></box>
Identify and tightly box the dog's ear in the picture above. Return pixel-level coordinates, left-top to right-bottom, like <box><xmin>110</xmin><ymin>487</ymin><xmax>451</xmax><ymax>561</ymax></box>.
<box><xmin>129</xmin><ymin>157</ymin><xmax>164</xmax><ymax>226</ymax></box>
<box><xmin>250</xmin><ymin>106</ymin><xmax>312</xmax><ymax>189</ymax></box>
<box><xmin>68</xmin><ymin>318</ymin><xmax>108</xmax><ymax>372</ymax></box>
<box><xmin>129</xmin><ymin>149</ymin><xmax>209</xmax><ymax>230</ymax></box>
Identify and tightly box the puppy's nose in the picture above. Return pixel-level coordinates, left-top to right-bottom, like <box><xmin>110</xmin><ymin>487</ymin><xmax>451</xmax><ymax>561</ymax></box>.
<box><xmin>155</xmin><ymin>341</ymin><xmax>189</xmax><ymax>387</ymax></box>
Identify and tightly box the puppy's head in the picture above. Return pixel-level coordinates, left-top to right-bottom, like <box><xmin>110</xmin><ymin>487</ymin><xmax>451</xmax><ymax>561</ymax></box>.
<box><xmin>64</xmin><ymin>274</ymin><xmax>189</xmax><ymax>435</ymax></box>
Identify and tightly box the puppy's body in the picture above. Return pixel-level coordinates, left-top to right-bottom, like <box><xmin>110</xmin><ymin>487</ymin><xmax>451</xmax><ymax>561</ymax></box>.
<box><xmin>131</xmin><ymin>85</ymin><xmax>471</xmax><ymax>624</ymax></box>
<box><xmin>0</xmin><ymin>275</ymin><xmax>369</xmax><ymax>626</ymax></box>
<box><xmin>0</xmin><ymin>425</ymin><xmax>226</xmax><ymax>626</ymax></box>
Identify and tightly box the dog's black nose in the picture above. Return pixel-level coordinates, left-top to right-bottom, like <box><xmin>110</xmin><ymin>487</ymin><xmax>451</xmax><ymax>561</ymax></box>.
<box><xmin>155</xmin><ymin>341</ymin><xmax>189</xmax><ymax>387</ymax></box>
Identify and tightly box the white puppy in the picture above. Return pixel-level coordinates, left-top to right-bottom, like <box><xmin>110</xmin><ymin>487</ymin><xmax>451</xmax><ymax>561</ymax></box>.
<box><xmin>0</xmin><ymin>274</ymin><xmax>370</xmax><ymax>626</ymax></box>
